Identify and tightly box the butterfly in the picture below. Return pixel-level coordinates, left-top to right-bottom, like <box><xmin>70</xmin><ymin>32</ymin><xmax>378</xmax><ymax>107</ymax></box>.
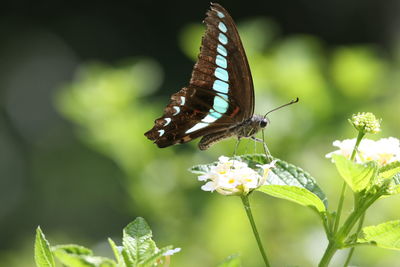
<box><xmin>145</xmin><ymin>3</ymin><xmax>297</xmax><ymax>150</ymax></box>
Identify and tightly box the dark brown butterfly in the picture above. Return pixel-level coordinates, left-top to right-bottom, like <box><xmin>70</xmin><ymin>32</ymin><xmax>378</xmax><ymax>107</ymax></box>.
<box><xmin>145</xmin><ymin>3</ymin><xmax>297</xmax><ymax>150</ymax></box>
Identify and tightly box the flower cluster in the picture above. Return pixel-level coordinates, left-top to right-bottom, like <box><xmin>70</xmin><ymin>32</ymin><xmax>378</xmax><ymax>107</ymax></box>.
<box><xmin>198</xmin><ymin>156</ymin><xmax>276</xmax><ymax>196</ymax></box>
<box><xmin>349</xmin><ymin>112</ymin><xmax>381</xmax><ymax>134</ymax></box>
<box><xmin>326</xmin><ymin>137</ymin><xmax>400</xmax><ymax>166</ymax></box>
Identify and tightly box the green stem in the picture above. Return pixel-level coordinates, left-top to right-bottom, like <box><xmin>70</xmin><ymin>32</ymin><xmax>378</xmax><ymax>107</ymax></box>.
<box><xmin>318</xmin><ymin>242</ymin><xmax>337</xmax><ymax>267</ymax></box>
<box><xmin>319</xmin><ymin>198</ymin><xmax>370</xmax><ymax>267</ymax></box>
<box><xmin>343</xmin><ymin>212</ymin><xmax>365</xmax><ymax>267</ymax></box>
<box><xmin>320</xmin><ymin>130</ymin><xmax>371</xmax><ymax>267</ymax></box>
<box><xmin>350</xmin><ymin>131</ymin><xmax>365</xmax><ymax>161</ymax></box>
<box><xmin>332</xmin><ymin>131</ymin><xmax>365</xmax><ymax>235</ymax></box>
<box><xmin>241</xmin><ymin>195</ymin><xmax>271</xmax><ymax>267</ymax></box>
<box><xmin>340</xmin><ymin>131</ymin><xmax>365</xmax><ymax>265</ymax></box>
<box><xmin>333</xmin><ymin>182</ymin><xmax>346</xmax><ymax>233</ymax></box>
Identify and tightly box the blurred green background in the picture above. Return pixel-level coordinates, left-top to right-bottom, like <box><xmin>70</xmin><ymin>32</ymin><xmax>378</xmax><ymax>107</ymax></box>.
<box><xmin>1</xmin><ymin>1</ymin><xmax>400</xmax><ymax>266</ymax></box>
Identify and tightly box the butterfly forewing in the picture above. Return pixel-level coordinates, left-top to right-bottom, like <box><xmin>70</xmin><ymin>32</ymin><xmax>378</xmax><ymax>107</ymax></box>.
<box><xmin>145</xmin><ymin>3</ymin><xmax>255</xmax><ymax>148</ymax></box>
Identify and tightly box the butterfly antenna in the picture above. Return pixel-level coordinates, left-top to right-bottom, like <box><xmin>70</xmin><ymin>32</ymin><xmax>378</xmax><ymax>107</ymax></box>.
<box><xmin>263</xmin><ymin>97</ymin><xmax>299</xmax><ymax>118</ymax></box>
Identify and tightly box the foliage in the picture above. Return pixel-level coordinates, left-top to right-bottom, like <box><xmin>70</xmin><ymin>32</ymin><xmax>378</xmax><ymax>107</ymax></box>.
<box><xmin>358</xmin><ymin>220</ymin><xmax>400</xmax><ymax>250</ymax></box>
<box><xmin>189</xmin><ymin>116</ymin><xmax>400</xmax><ymax>266</ymax></box>
<box><xmin>34</xmin><ymin>218</ymin><xmax>178</xmax><ymax>267</ymax></box>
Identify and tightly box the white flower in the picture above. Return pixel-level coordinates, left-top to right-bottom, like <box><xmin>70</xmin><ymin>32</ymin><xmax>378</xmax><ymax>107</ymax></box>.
<box><xmin>326</xmin><ymin>139</ymin><xmax>357</xmax><ymax>160</ymax></box>
<box><xmin>198</xmin><ymin>156</ymin><xmax>276</xmax><ymax>196</ymax></box>
<box><xmin>326</xmin><ymin>137</ymin><xmax>400</xmax><ymax>166</ymax></box>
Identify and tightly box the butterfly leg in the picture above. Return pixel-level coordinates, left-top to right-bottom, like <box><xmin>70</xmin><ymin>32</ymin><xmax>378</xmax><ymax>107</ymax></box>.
<box><xmin>251</xmin><ymin>136</ymin><xmax>271</xmax><ymax>156</ymax></box>
<box><xmin>233</xmin><ymin>138</ymin><xmax>241</xmax><ymax>156</ymax></box>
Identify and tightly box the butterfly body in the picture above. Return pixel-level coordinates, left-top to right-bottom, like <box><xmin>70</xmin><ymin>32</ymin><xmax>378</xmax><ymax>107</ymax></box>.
<box><xmin>198</xmin><ymin>115</ymin><xmax>269</xmax><ymax>150</ymax></box>
<box><xmin>145</xmin><ymin>3</ymin><xmax>265</xmax><ymax>150</ymax></box>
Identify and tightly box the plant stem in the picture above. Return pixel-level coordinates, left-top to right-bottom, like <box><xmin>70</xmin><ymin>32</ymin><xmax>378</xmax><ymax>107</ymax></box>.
<box><xmin>332</xmin><ymin>131</ymin><xmax>365</xmax><ymax>234</ymax></box>
<box><xmin>350</xmin><ymin>131</ymin><xmax>365</xmax><ymax>161</ymax></box>
<box><xmin>319</xmin><ymin>198</ymin><xmax>370</xmax><ymax>267</ymax></box>
<box><xmin>343</xmin><ymin>212</ymin><xmax>365</xmax><ymax>267</ymax></box>
<box><xmin>320</xmin><ymin>129</ymin><xmax>370</xmax><ymax>267</ymax></box>
<box><xmin>340</xmin><ymin>131</ymin><xmax>365</xmax><ymax>265</ymax></box>
<box><xmin>241</xmin><ymin>195</ymin><xmax>271</xmax><ymax>267</ymax></box>
<box><xmin>318</xmin><ymin>242</ymin><xmax>337</xmax><ymax>267</ymax></box>
<box><xmin>333</xmin><ymin>182</ymin><xmax>346</xmax><ymax>233</ymax></box>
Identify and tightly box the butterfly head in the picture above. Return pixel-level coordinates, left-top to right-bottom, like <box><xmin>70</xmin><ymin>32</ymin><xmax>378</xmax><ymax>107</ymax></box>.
<box><xmin>259</xmin><ymin>117</ymin><xmax>269</xmax><ymax>128</ymax></box>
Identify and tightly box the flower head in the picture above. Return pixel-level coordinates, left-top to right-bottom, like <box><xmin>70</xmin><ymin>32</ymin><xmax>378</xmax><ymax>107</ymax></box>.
<box><xmin>349</xmin><ymin>112</ymin><xmax>381</xmax><ymax>134</ymax></box>
<box><xmin>198</xmin><ymin>156</ymin><xmax>276</xmax><ymax>196</ymax></box>
<box><xmin>326</xmin><ymin>137</ymin><xmax>400</xmax><ymax>166</ymax></box>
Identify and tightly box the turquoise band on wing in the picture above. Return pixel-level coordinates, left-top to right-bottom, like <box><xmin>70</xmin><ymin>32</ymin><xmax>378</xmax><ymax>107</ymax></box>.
<box><xmin>215</xmin><ymin>67</ymin><xmax>229</xmax><ymax>81</ymax></box>
<box><xmin>218</xmin><ymin>22</ymin><xmax>227</xmax><ymax>33</ymax></box>
<box><xmin>216</xmin><ymin>55</ymin><xmax>227</xmax><ymax>68</ymax></box>
<box><xmin>218</xmin><ymin>33</ymin><xmax>228</xmax><ymax>45</ymax></box>
<box><xmin>217</xmin><ymin>45</ymin><xmax>227</xmax><ymax>57</ymax></box>
<box><xmin>212</xmin><ymin>80</ymin><xmax>229</xmax><ymax>93</ymax></box>
<box><xmin>213</xmin><ymin>95</ymin><xmax>229</xmax><ymax>113</ymax></box>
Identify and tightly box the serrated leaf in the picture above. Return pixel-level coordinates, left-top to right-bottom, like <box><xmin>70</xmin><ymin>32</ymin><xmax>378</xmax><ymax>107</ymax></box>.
<box><xmin>34</xmin><ymin>227</ymin><xmax>55</xmax><ymax>267</ymax></box>
<box><xmin>358</xmin><ymin>220</ymin><xmax>400</xmax><ymax>250</ymax></box>
<box><xmin>123</xmin><ymin>217</ymin><xmax>156</xmax><ymax>265</ymax></box>
<box><xmin>216</xmin><ymin>254</ymin><xmax>242</xmax><ymax>267</ymax></box>
<box><xmin>379</xmin><ymin>161</ymin><xmax>400</xmax><ymax>179</ymax></box>
<box><xmin>333</xmin><ymin>154</ymin><xmax>378</xmax><ymax>192</ymax></box>
<box><xmin>53</xmin><ymin>246</ymin><xmax>116</xmax><ymax>267</ymax></box>
<box><xmin>190</xmin><ymin>154</ymin><xmax>327</xmax><ymax>206</ymax></box>
<box><xmin>257</xmin><ymin>185</ymin><xmax>326</xmax><ymax>213</ymax></box>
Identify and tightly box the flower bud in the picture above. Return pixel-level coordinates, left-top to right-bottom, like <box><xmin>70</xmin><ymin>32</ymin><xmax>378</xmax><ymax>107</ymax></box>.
<box><xmin>349</xmin><ymin>112</ymin><xmax>381</xmax><ymax>134</ymax></box>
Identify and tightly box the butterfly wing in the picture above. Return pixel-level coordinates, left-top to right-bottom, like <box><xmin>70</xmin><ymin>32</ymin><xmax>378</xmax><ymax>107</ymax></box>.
<box><xmin>145</xmin><ymin>3</ymin><xmax>255</xmax><ymax>148</ymax></box>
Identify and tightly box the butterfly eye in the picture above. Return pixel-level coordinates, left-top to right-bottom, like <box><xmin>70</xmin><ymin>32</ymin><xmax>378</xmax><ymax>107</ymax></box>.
<box><xmin>260</xmin><ymin>119</ymin><xmax>268</xmax><ymax>128</ymax></box>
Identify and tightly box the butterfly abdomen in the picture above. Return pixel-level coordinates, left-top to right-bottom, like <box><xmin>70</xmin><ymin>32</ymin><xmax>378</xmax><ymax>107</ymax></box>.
<box><xmin>198</xmin><ymin>130</ymin><xmax>236</xmax><ymax>150</ymax></box>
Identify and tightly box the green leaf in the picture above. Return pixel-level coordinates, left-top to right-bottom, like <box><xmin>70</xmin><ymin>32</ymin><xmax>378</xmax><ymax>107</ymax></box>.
<box><xmin>390</xmin><ymin>173</ymin><xmax>400</xmax><ymax>194</ymax></box>
<box><xmin>121</xmin><ymin>248</ymin><xmax>134</xmax><ymax>267</ymax></box>
<box><xmin>53</xmin><ymin>244</ymin><xmax>93</xmax><ymax>256</ymax></box>
<box><xmin>332</xmin><ymin>154</ymin><xmax>378</xmax><ymax>192</ymax></box>
<box><xmin>122</xmin><ymin>217</ymin><xmax>156</xmax><ymax>265</ymax></box>
<box><xmin>53</xmin><ymin>245</ymin><xmax>116</xmax><ymax>267</ymax></box>
<box><xmin>379</xmin><ymin>161</ymin><xmax>400</xmax><ymax>179</ymax></box>
<box><xmin>358</xmin><ymin>220</ymin><xmax>400</xmax><ymax>250</ymax></box>
<box><xmin>190</xmin><ymin>154</ymin><xmax>327</xmax><ymax>206</ymax></box>
<box><xmin>108</xmin><ymin>238</ymin><xmax>123</xmax><ymax>266</ymax></box>
<box><xmin>216</xmin><ymin>254</ymin><xmax>242</xmax><ymax>267</ymax></box>
<box><xmin>257</xmin><ymin>185</ymin><xmax>326</xmax><ymax>213</ymax></box>
<box><xmin>34</xmin><ymin>226</ymin><xmax>55</xmax><ymax>267</ymax></box>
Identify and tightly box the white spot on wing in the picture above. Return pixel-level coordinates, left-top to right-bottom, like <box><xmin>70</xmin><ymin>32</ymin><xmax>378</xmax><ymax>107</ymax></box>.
<box><xmin>201</xmin><ymin>114</ymin><xmax>218</xmax><ymax>123</ymax></box>
<box><xmin>158</xmin><ymin>129</ymin><xmax>165</xmax><ymax>137</ymax></box>
<box><xmin>164</xmin><ymin>118</ymin><xmax>171</xmax><ymax>126</ymax></box>
<box><xmin>180</xmin><ymin>96</ymin><xmax>186</xmax><ymax>105</ymax></box>
<box><xmin>185</xmin><ymin>122</ymin><xmax>209</xmax><ymax>134</ymax></box>
<box><xmin>172</xmin><ymin>106</ymin><xmax>180</xmax><ymax>116</ymax></box>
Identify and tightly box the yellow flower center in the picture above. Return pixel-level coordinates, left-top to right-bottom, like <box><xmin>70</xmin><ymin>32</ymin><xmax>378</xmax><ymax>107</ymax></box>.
<box><xmin>379</xmin><ymin>153</ymin><xmax>393</xmax><ymax>165</ymax></box>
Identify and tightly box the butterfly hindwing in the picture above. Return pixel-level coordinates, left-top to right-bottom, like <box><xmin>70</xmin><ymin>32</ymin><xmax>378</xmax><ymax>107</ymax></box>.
<box><xmin>145</xmin><ymin>3</ymin><xmax>255</xmax><ymax>148</ymax></box>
